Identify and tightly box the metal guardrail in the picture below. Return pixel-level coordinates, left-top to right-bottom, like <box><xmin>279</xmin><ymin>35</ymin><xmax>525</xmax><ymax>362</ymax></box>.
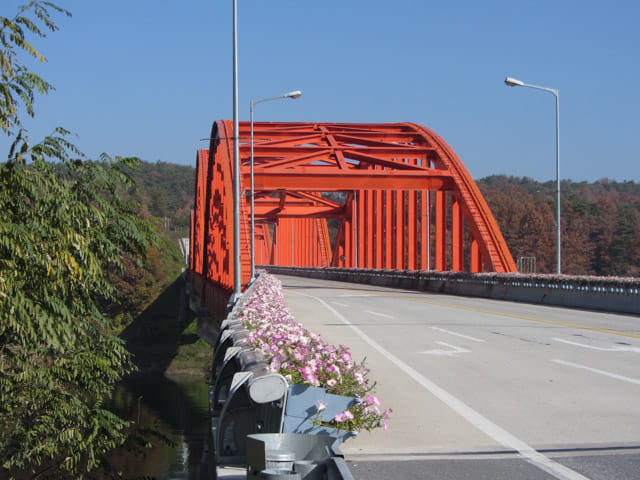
<box><xmin>209</xmin><ymin>293</ymin><xmax>289</xmax><ymax>467</ymax></box>
<box><xmin>264</xmin><ymin>266</ymin><xmax>640</xmax><ymax>315</ymax></box>
<box><xmin>197</xmin><ymin>275</ymin><xmax>355</xmax><ymax>479</ymax></box>
<box><xmin>247</xmin><ymin>433</ymin><xmax>353</xmax><ymax>480</ymax></box>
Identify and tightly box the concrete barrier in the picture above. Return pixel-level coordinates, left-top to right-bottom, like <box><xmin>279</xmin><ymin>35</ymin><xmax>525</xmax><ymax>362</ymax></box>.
<box><xmin>264</xmin><ymin>267</ymin><xmax>640</xmax><ymax>315</ymax></box>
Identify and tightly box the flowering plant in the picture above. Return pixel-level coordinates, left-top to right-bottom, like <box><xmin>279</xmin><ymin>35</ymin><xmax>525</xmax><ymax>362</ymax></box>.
<box><xmin>234</xmin><ymin>273</ymin><xmax>391</xmax><ymax>432</ymax></box>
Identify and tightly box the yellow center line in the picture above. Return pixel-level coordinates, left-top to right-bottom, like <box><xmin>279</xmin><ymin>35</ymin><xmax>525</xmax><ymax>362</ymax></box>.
<box><xmin>385</xmin><ymin>295</ymin><xmax>640</xmax><ymax>340</ymax></box>
<box><xmin>282</xmin><ymin>276</ymin><xmax>640</xmax><ymax>340</ymax></box>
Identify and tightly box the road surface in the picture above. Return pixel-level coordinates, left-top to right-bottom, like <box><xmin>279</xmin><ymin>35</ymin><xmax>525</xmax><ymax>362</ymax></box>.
<box><xmin>277</xmin><ymin>274</ymin><xmax>640</xmax><ymax>480</ymax></box>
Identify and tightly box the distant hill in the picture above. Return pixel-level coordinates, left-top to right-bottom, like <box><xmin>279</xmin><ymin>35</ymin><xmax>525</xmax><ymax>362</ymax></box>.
<box><xmin>133</xmin><ymin>161</ymin><xmax>639</xmax><ymax>277</ymax></box>
<box><xmin>126</xmin><ymin>161</ymin><xmax>196</xmax><ymax>233</ymax></box>
<box><xmin>478</xmin><ymin>176</ymin><xmax>640</xmax><ymax>276</ymax></box>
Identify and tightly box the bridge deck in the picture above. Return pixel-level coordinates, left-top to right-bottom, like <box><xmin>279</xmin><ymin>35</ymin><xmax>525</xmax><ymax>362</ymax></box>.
<box><xmin>278</xmin><ymin>275</ymin><xmax>640</xmax><ymax>480</ymax></box>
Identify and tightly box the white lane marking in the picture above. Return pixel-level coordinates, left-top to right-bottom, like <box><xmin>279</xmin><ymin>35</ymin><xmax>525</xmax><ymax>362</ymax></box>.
<box><xmin>420</xmin><ymin>341</ymin><xmax>471</xmax><ymax>356</ymax></box>
<box><xmin>365</xmin><ymin>310</ymin><xmax>396</xmax><ymax>320</ymax></box>
<box><xmin>553</xmin><ymin>338</ymin><xmax>640</xmax><ymax>353</ymax></box>
<box><xmin>299</xmin><ymin>291</ymin><xmax>591</xmax><ymax>480</ymax></box>
<box><xmin>331</xmin><ymin>301</ymin><xmax>348</xmax><ymax>307</ymax></box>
<box><xmin>432</xmin><ymin>327</ymin><xmax>485</xmax><ymax>343</ymax></box>
<box><xmin>337</xmin><ymin>294</ymin><xmax>374</xmax><ymax>297</ymax></box>
<box><xmin>553</xmin><ymin>360</ymin><xmax>640</xmax><ymax>386</ymax></box>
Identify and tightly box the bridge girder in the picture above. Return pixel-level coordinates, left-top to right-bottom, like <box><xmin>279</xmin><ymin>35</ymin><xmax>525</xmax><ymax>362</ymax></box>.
<box><xmin>190</xmin><ymin>121</ymin><xmax>516</xmax><ymax>293</ymax></box>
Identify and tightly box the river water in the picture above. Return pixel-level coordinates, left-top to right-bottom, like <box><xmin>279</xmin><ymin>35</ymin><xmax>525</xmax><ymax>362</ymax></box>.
<box><xmin>110</xmin><ymin>375</ymin><xmax>212</xmax><ymax>479</ymax></box>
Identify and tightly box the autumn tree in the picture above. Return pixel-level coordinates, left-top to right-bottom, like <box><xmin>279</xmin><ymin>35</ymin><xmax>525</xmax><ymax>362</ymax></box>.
<box><xmin>478</xmin><ymin>176</ymin><xmax>640</xmax><ymax>276</ymax></box>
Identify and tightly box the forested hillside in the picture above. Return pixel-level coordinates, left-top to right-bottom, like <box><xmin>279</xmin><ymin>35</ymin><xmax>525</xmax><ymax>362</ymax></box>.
<box><xmin>125</xmin><ymin>161</ymin><xmax>196</xmax><ymax>232</ymax></box>
<box><xmin>478</xmin><ymin>176</ymin><xmax>640</xmax><ymax>276</ymax></box>
<box><xmin>106</xmin><ymin>161</ymin><xmax>194</xmax><ymax>327</ymax></box>
<box><xmin>136</xmin><ymin>160</ymin><xmax>639</xmax><ymax>277</ymax></box>
<box><xmin>103</xmin><ymin>161</ymin><xmax>195</xmax><ymax>331</ymax></box>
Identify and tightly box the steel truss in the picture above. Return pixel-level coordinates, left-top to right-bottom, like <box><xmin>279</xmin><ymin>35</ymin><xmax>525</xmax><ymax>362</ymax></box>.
<box><xmin>190</xmin><ymin>121</ymin><xmax>516</xmax><ymax>293</ymax></box>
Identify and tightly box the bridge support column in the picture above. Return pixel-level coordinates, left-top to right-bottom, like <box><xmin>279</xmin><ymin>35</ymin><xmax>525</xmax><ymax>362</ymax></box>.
<box><xmin>395</xmin><ymin>191</ymin><xmax>405</xmax><ymax>269</ymax></box>
<box><xmin>384</xmin><ymin>190</ymin><xmax>393</xmax><ymax>269</ymax></box>
<box><xmin>435</xmin><ymin>190</ymin><xmax>446</xmax><ymax>271</ymax></box>
<box><xmin>364</xmin><ymin>189</ymin><xmax>373</xmax><ymax>268</ymax></box>
<box><xmin>357</xmin><ymin>190</ymin><xmax>365</xmax><ymax>268</ymax></box>
<box><xmin>470</xmin><ymin>237</ymin><xmax>481</xmax><ymax>273</ymax></box>
<box><xmin>408</xmin><ymin>188</ymin><xmax>417</xmax><ymax>270</ymax></box>
<box><xmin>345</xmin><ymin>208</ymin><xmax>353</xmax><ymax>268</ymax></box>
<box><xmin>420</xmin><ymin>190</ymin><xmax>429</xmax><ymax>270</ymax></box>
<box><xmin>374</xmin><ymin>190</ymin><xmax>383</xmax><ymax>269</ymax></box>
<box><xmin>452</xmin><ymin>195</ymin><xmax>464</xmax><ymax>271</ymax></box>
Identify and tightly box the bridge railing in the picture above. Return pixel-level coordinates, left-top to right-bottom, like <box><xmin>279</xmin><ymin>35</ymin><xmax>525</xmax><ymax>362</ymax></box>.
<box><xmin>264</xmin><ymin>266</ymin><xmax>640</xmax><ymax>315</ymax></box>
<box><xmin>201</xmin><ymin>273</ymin><xmax>356</xmax><ymax>479</ymax></box>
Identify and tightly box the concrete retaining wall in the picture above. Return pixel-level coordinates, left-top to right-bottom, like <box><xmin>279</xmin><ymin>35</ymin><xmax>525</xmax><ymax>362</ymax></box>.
<box><xmin>264</xmin><ymin>267</ymin><xmax>640</xmax><ymax>315</ymax></box>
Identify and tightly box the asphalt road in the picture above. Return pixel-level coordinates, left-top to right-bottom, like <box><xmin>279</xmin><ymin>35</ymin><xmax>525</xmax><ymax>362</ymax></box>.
<box><xmin>277</xmin><ymin>274</ymin><xmax>640</xmax><ymax>480</ymax></box>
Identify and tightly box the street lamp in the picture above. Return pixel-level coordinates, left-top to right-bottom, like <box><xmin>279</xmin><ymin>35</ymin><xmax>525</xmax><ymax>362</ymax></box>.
<box><xmin>504</xmin><ymin>76</ymin><xmax>561</xmax><ymax>274</ymax></box>
<box><xmin>249</xmin><ymin>90</ymin><xmax>302</xmax><ymax>283</ymax></box>
<box><xmin>231</xmin><ymin>0</ymin><xmax>242</xmax><ymax>303</ymax></box>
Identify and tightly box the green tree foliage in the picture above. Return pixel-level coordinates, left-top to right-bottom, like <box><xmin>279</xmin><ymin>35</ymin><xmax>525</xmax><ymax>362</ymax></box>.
<box><xmin>0</xmin><ymin>3</ymin><xmax>156</xmax><ymax>477</ymax></box>
<box><xmin>0</xmin><ymin>1</ymin><xmax>69</xmax><ymax>135</ymax></box>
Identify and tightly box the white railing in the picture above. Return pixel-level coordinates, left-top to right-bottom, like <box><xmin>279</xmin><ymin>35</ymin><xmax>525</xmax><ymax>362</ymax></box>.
<box><xmin>263</xmin><ymin>266</ymin><xmax>640</xmax><ymax>315</ymax></box>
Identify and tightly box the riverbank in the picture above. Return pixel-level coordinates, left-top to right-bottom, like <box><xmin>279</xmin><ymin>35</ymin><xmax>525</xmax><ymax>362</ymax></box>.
<box><xmin>104</xmin><ymin>274</ymin><xmax>217</xmax><ymax>479</ymax></box>
<box><xmin>120</xmin><ymin>274</ymin><xmax>213</xmax><ymax>379</ymax></box>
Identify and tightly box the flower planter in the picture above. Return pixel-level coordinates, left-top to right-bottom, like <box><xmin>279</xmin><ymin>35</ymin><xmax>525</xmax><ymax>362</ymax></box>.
<box><xmin>282</xmin><ymin>384</ymin><xmax>358</xmax><ymax>443</ymax></box>
<box><xmin>233</xmin><ymin>273</ymin><xmax>391</xmax><ymax>439</ymax></box>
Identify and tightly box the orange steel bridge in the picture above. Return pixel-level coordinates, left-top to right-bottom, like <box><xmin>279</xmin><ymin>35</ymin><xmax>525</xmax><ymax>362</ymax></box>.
<box><xmin>189</xmin><ymin>121</ymin><xmax>516</xmax><ymax>297</ymax></box>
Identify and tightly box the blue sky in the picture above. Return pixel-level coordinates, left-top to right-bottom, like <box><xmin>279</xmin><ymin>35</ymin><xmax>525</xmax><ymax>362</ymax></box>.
<box><xmin>3</xmin><ymin>0</ymin><xmax>639</xmax><ymax>182</ymax></box>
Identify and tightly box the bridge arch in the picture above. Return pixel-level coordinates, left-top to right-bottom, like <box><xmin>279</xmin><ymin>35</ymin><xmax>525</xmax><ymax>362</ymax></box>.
<box><xmin>190</xmin><ymin>121</ymin><xmax>516</xmax><ymax>294</ymax></box>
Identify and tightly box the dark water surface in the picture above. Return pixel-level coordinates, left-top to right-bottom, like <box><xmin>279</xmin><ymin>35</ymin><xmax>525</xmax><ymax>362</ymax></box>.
<box><xmin>111</xmin><ymin>375</ymin><xmax>211</xmax><ymax>479</ymax></box>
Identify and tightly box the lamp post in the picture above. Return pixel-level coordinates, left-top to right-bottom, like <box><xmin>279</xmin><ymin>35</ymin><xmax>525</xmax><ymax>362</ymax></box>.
<box><xmin>505</xmin><ymin>76</ymin><xmax>561</xmax><ymax>274</ymax></box>
<box><xmin>249</xmin><ymin>90</ymin><xmax>302</xmax><ymax>283</ymax></box>
<box><xmin>230</xmin><ymin>0</ymin><xmax>242</xmax><ymax>303</ymax></box>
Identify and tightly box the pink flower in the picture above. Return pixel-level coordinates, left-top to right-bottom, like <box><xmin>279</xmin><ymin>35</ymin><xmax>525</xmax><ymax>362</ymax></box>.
<box><xmin>269</xmin><ymin>359</ymin><xmax>281</xmax><ymax>372</ymax></box>
<box><xmin>364</xmin><ymin>394</ymin><xmax>380</xmax><ymax>406</ymax></box>
<box><xmin>301</xmin><ymin>366</ymin><xmax>319</xmax><ymax>386</ymax></box>
<box><xmin>234</xmin><ymin>273</ymin><xmax>391</xmax><ymax>433</ymax></box>
<box><xmin>334</xmin><ymin>410</ymin><xmax>354</xmax><ymax>423</ymax></box>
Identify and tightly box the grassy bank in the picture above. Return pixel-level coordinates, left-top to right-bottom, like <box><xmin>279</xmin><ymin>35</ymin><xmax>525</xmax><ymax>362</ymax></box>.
<box><xmin>120</xmin><ymin>274</ymin><xmax>213</xmax><ymax>379</ymax></box>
